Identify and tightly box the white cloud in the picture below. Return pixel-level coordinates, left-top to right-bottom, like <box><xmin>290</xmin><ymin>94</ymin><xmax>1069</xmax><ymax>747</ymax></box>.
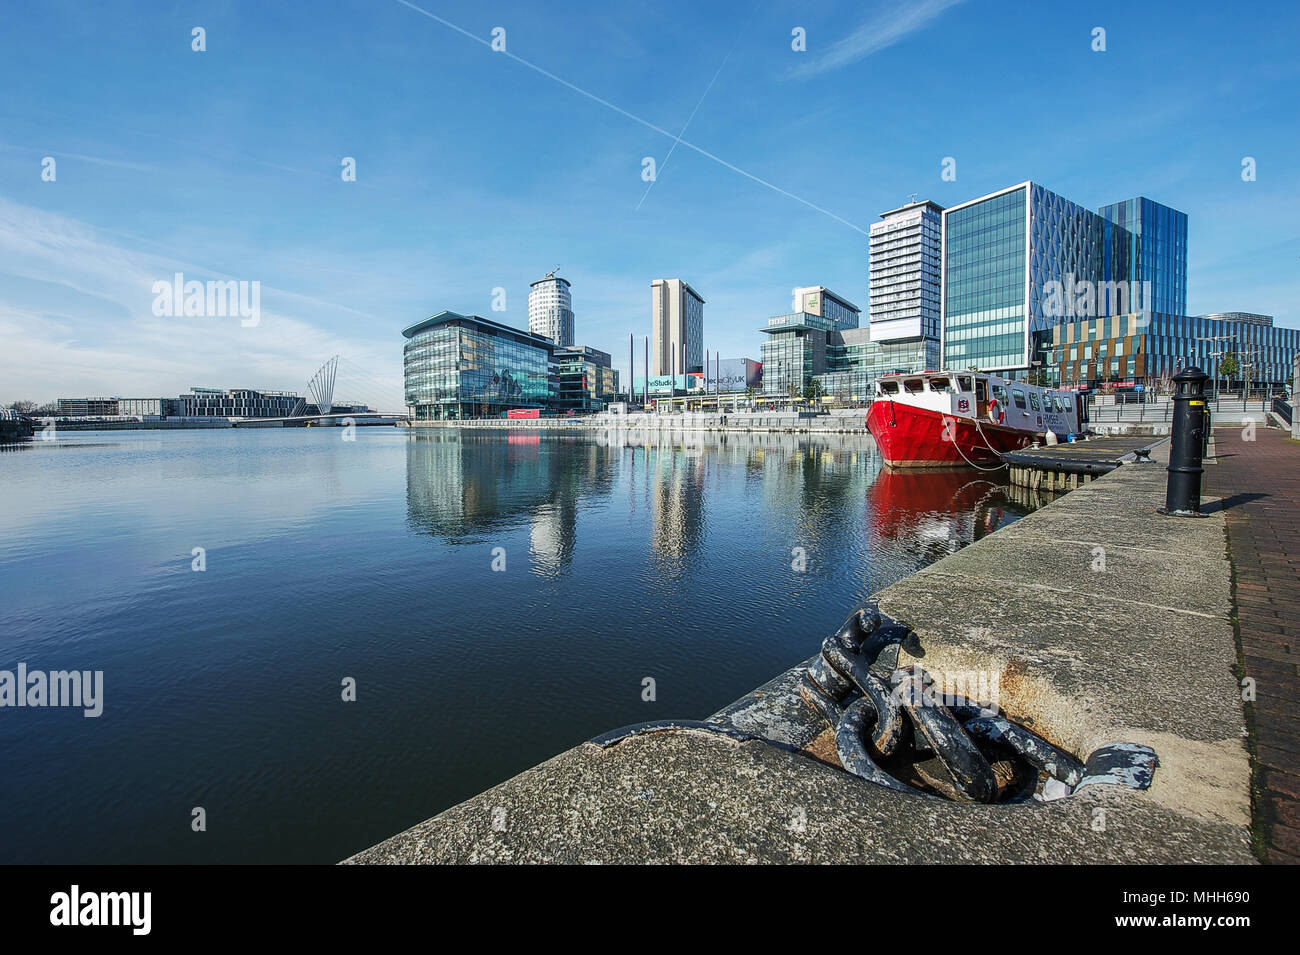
<box><xmin>791</xmin><ymin>0</ymin><xmax>966</xmax><ymax>78</ymax></box>
<box><xmin>0</xmin><ymin>198</ymin><xmax>404</xmax><ymax>406</ymax></box>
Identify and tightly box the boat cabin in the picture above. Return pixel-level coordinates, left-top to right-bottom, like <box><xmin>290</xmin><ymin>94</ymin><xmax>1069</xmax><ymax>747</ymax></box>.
<box><xmin>873</xmin><ymin>372</ymin><xmax>1082</xmax><ymax>435</ymax></box>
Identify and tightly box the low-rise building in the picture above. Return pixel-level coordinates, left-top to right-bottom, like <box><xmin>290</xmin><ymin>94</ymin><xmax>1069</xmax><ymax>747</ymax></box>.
<box><xmin>176</xmin><ymin>388</ymin><xmax>302</xmax><ymax>417</ymax></box>
<box><xmin>56</xmin><ymin>397</ymin><xmax>121</xmax><ymax>417</ymax></box>
<box><xmin>1045</xmin><ymin>311</ymin><xmax>1300</xmax><ymax>393</ymax></box>
<box><xmin>554</xmin><ymin>345</ymin><xmax>617</xmax><ymax>414</ymax></box>
<box><xmin>403</xmin><ymin>311</ymin><xmax>557</xmax><ymax>420</ymax></box>
<box><xmin>760</xmin><ymin>287</ymin><xmax>861</xmax><ymax>397</ymax></box>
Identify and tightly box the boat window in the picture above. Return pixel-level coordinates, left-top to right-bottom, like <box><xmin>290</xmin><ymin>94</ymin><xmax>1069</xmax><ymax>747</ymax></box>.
<box><xmin>1029</xmin><ymin>392</ymin><xmax>1041</xmax><ymax>412</ymax></box>
<box><xmin>928</xmin><ymin>377</ymin><xmax>952</xmax><ymax>393</ymax></box>
<box><xmin>879</xmin><ymin>380</ymin><xmax>899</xmax><ymax>395</ymax></box>
<box><xmin>992</xmin><ymin>384</ymin><xmax>1008</xmax><ymax>403</ymax></box>
<box><xmin>1061</xmin><ymin>394</ymin><xmax>1073</xmax><ymax>412</ymax></box>
<box><xmin>904</xmin><ymin>378</ymin><xmax>924</xmax><ymax>394</ymax></box>
<box><xmin>956</xmin><ymin>375</ymin><xmax>973</xmax><ymax>393</ymax></box>
<box><xmin>975</xmin><ymin>379</ymin><xmax>987</xmax><ymax>402</ymax></box>
<box><xmin>1011</xmin><ymin>388</ymin><xmax>1027</xmax><ymax>410</ymax></box>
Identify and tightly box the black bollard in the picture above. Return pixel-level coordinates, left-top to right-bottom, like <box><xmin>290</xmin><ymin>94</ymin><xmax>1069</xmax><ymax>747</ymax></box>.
<box><xmin>1163</xmin><ymin>366</ymin><xmax>1209</xmax><ymax>516</ymax></box>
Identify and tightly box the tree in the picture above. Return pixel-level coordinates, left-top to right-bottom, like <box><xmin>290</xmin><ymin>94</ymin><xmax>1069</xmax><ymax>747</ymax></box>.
<box><xmin>803</xmin><ymin>380</ymin><xmax>824</xmax><ymax>402</ymax></box>
<box><xmin>1218</xmin><ymin>352</ymin><xmax>1239</xmax><ymax>384</ymax></box>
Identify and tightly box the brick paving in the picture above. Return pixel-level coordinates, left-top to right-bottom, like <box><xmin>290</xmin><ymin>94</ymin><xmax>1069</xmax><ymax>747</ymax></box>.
<box><xmin>1205</xmin><ymin>426</ymin><xmax>1300</xmax><ymax>863</ymax></box>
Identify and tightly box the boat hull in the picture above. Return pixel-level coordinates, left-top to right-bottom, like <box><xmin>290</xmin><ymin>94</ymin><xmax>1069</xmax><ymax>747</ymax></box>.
<box><xmin>866</xmin><ymin>401</ymin><xmax>1036</xmax><ymax>469</ymax></box>
<box><xmin>0</xmin><ymin>419</ymin><xmax>34</xmax><ymax>442</ymax></box>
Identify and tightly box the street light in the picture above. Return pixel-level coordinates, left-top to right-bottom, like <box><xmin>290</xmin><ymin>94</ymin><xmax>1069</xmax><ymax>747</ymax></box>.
<box><xmin>1195</xmin><ymin>335</ymin><xmax>1234</xmax><ymax>411</ymax></box>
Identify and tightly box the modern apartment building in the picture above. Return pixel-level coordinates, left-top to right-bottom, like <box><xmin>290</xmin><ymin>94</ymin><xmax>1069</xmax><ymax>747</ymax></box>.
<box><xmin>650</xmin><ymin>279</ymin><xmax>705</xmax><ymax>376</ymax></box>
<box><xmin>175</xmin><ymin>388</ymin><xmax>305</xmax><ymax>417</ymax></box>
<box><xmin>528</xmin><ymin>271</ymin><xmax>574</xmax><ymax>348</ymax></box>
<box><xmin>868</xmin><ymin>200</ymin><xmax>943</xmax><ymax>342</ymax></box>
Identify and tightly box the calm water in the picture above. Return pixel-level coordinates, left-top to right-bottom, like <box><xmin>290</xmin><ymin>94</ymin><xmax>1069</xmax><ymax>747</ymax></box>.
<box><xmin>0</xmin><ymin>427</ymin><xmax>1041</xmax><ymax>863</ymax></box>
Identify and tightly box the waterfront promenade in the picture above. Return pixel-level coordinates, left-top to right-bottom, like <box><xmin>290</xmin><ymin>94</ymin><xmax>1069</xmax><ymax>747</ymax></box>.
<box><xmin>1206</xmin><ymin>427</ymin><xmax>1300</xmax><ymax>863</ymax></box>
<box><xmin>346</xmin><ymin>440</ymin><xmax>1255</xmax><ymax>864</ymax></box>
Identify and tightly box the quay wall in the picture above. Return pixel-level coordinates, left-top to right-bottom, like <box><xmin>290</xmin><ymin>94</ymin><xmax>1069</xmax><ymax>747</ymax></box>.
<box><xmin>411</xmin><ymin>411</ymin><xmax>870</xmax><ymax>434</ymax></box>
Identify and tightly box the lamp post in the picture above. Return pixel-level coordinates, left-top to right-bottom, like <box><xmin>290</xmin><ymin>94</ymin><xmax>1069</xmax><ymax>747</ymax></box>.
<box><xmin>1196</xmin><ymin>335</ymin><xmax>1234</xmax><ymax>411</ymax></box>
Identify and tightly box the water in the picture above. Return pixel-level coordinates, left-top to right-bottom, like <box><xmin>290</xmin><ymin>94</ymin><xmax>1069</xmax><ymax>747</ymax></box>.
<box><xmin>0</xmin><ymin>427</ymin><xmax>1042</xmax><ymax>863</ymax></box>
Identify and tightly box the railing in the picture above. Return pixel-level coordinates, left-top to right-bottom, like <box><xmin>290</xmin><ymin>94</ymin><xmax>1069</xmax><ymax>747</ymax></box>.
<box><xmin>1273</xmin><ymin>397</ymin><xmax>1293</xmax><ymax>427</ymax></box>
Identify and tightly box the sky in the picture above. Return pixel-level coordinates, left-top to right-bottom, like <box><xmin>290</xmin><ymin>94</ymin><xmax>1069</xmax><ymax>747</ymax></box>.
<box><xmin>2</xmin><ymin>0</ymin><xmax>1298</xmax><ymax>407</ymax></box>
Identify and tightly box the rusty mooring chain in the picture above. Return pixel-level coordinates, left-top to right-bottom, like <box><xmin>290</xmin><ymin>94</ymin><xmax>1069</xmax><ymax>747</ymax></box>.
<box><xmin>800</xmin><ymin>605</ymin><xmax>1157</xmax><ymax>803</ymax></box>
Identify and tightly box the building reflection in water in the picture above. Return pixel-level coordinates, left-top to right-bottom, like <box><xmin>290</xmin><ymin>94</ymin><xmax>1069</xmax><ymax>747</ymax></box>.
<box><xmin>405</xmin><ymin>428</ymin><xmax>1049</xmax><ymax>585</ymax></box>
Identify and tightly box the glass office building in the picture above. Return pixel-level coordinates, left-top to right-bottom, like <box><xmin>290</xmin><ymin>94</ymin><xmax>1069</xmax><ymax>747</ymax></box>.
<box><xmin>759</xmin><ymin>286</ymin><xmax>939</xmax><ymax>401</ymax></box>
<box><xmin>942</xmin><ymin>182</ymin><xmax>1201</xmax><ymax>380</ymax></box>
<box><xmin>759</xmin><ymin>288</ymin><xmax>862</xmax><ymax>397</ymax></box>
<box><xmin>816</xmin><ymin>332</ymin><xmax>941</xmax><ymax>402</ymax></box>
<box><xmin>554</xmin><ymin>345</ymin><xmax>617</xmax><ymax>414</ymax></box>
<box><xmin>942</xmin><ymin>184</ymin><xmax>1033</xmax><ymax>371</ymax></box>
<box><xmin>403</xmin><ymin>311</ymin><xmax>557</xmax><ymax>419</ymax></box>
<box><xmin>1047</xmin><ymin>311</ymin><xmax>1300</xmax><ymax>393</ymax></box>
<box><xmin>1098</xmin><ymin>197</ymin><xmax>1187</xmax><ymax>319</ymax></box>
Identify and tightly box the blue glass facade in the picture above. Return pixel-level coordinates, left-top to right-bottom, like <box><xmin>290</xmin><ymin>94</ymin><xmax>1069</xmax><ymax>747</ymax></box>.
<box><xmin>1026</xmin><ymin>184</ymin><xmax>1111</xmax><ymax>337</ymax></box>
<box><xmin>943</xmin><ymin>182</ymin><xmax>1209</xmax><ymax>381</ymax></box>
<box><xmin>942</xmin><ymin>185</ymin><xmax>1028</xmax><ymax>370</ymax></box>
<box><xmin>1047</xmin><ymin>312</ymin><xmax>1300</xmax><ymax>391</ymax></box>
<box><xmin>1098</xmin><ymin>197</ymin><xmax>1187</xmax><ymax>319</ymax></box>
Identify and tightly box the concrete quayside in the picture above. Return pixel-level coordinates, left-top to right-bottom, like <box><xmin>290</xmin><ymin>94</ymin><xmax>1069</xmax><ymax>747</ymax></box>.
<box><xmin>347</xmin><ymin>436</ymin><xmax>1256</xmax><ymax>864</ymax></box>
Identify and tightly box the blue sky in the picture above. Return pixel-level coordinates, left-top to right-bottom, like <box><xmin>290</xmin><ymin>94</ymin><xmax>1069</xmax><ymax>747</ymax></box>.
<box><xmin>2</xmin><ymin>0</ymin><xmax>1298</xmax><ymax>405</ymax></box>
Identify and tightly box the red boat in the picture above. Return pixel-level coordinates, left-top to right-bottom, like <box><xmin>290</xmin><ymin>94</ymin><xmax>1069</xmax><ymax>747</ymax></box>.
<box><xmin>866</xmin><ymin>371</ymin><xmax>1083</xmax><ymax>469</ymax></box>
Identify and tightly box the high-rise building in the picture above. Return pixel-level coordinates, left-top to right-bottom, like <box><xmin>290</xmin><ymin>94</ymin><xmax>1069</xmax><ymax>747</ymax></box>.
<box><xmin>651</xmin><ymin>279</ymin><xmax>705</xmax><ymax>376</ymax></box>
<box><xmin>941</xmin><ymin>181</ymin><xmax>1298</xmax><ymax>391</ymax></box>
<box><xmin>939</xmin><ymin>182</ymin><xmax>1183</xmax><ymax>376</ymax></box>
<box><xmin>868</xmin><ymin>200</ymin><xmax>943</xmax><ymax>341</ymax></box>
<box><xmin>528</xmin><ymin>271</ymin><xmax>574</xmax><ymax>347</ymax></box>
<box><xmin>1098</xmin><ymin>197</ymin><xmax>1187</xmax><ymax>320</ymax></box>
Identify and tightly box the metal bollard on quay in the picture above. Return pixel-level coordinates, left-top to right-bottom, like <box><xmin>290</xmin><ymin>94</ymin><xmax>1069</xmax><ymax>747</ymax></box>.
<box><xmin>1161</xmin><ymin>366</ymin><xmax>1210</xmax><ymax>517</ymax></box>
